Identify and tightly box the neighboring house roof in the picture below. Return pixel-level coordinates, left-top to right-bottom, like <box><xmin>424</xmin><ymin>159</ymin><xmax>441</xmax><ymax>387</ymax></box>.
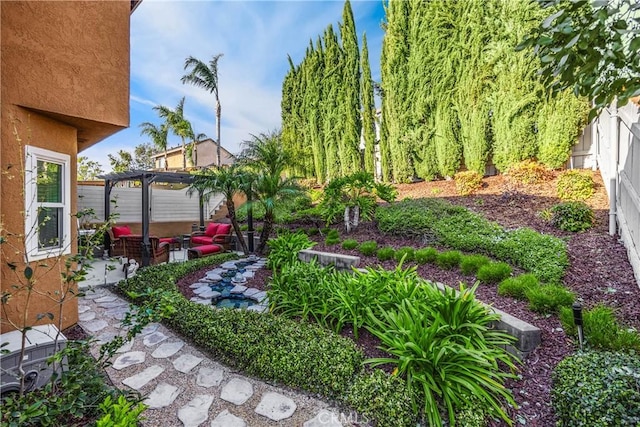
<box><xmin>150</xmin><ymin>138</ymin><xmax>236</xmax><ymax>160</ymax></box>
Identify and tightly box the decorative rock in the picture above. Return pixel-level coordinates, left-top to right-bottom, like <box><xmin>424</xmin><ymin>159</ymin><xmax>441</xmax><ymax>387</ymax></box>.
<box><xmin>196</xmin><ymin>367</ymin><xmax>224</xmax><ymax>388</ymax></box>
<box><xmin>79</xmin><ymin>311</ymin><xmax>96</xmax><ymax>322</ymax></box>
<box><xmin>254</xmin><ymin>392</ymin><xmax>297</xmax><ymax>421</ymax></box>
<box><xmin>242</xmin><ymin>271</ymin><xmax>254</xmax><ymax>279</ymax></box>
<box><xmin>112</xmin><ymin>351</ymin><xmax>146</xmax><ymax>370</ymax></box>
<box><xmin>122</xmin><ymin>365</ymin><xmax>164</xmax><ymax>390</ymax></box>
<box><xmin>143</xmin><ymin>331</ymin><xmax>168</xmax><ymax>347</ymax></box>
<box><xmin>230</xmin><ymin>285</ymin><xmax>247</xmax><ymax>294</ymax></box>
<box><xmin>220</xmin><ymin>378</ymin><xmax>254</xmax><ymax>405</ymax></box>
<box><xmin>252</xmin><ymin>291</ymin><xmax>267</xmax><ymax>302</ymax></box>
<box><xmin>94</xmin><ymin>295</ymin><xmax>117</xmax><ymax>303</ymax></box>
<box><xmin>303</xmin><ymin>410</ymin><xmax>343</xmax><ymax>427</ymax></box>
<box><xmin>78</xmin><ymin>305</ymin><xmax>91</xmax><ymax>313</ymax></box>
<box><xmin>82</xmin><ymin>291</ymin><xmax>107</xmax><ymax>300</ymax></box>
<box><xmin>193</xmin><ymin>286</ymin><xmax>211</xmax><ymax>295</ymax></box>
<box><xmin>178</xmin><ymin>394</ymin><xmax>214</xmax><ymax>427</ymax></box>
<box><xmin>82</xmin><ymin>319</ymin><xmax>108</xmax><ymax>332</ymax></box>
<box><xmin>173</xmin><ymin>354</ymin><xmax>203</xmax><ymax>373</ymax></box>
<box><xmin>221</xmin><ymin>262</ymin><xmax>238</xmax><ymax>269</ymax></box>
<box><xmin>140</xmin><ymin>323</ymin><xmax>159</xmax><ymax>335</ymax></box>
<box><xmin>207</xmin><ymin>268</ymin><xmax>224</xmax><ymax>275</ymax></box>
<box><xmin>243</xmin><ymin>288</ymin><xmax>260</xmax><ymax>297</ymax></box>
<box><xmin>246</xmin><ymin>305</ymin><xmax>268</xmax><ymax>313</ymax></box>
<box><xmin>210</xmin><ymin>410</ymin><xmax>246</xmax><ymax>427</ymax></box>
<box><xmin>95</xmin><ymin>332</ymin><xmax>117</xmax><ymax>344</ymax></box>
<box><xmin>195</xmin><ymin>300</ymin><xmax>212</xmax><ymax>305</ymax></box>
<box><xmin>145</xmin><ymin>382</ymin><xmax>181</xmax><ymax>409</ymax></box>
<box><xmin>205</xmin><ymin>273</ymin><xmax>222</xmax><ymax>281</ymax></box>
<box><xmin>97</xmin><ymin>301</ymin><xmax>129</xmax><ymax>309</ymax></box>
<box><xmin>152</xmin><ymin>341</ymin><xmax>184</xmax><ymax>359</ymax></box>
<box><xmin>105</xmin><ymin>307</ymin><xmax>129</xmax><ymax>320</ymax></box>
<box><xmin>199</xmin><ymin>289</ymin><xmax>219</xmax><ymax>299</ymax></box>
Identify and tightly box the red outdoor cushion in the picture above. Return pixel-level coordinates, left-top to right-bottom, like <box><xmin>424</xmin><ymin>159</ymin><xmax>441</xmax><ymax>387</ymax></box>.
<box><xmin>204</xmin><ymin>223</ymin><xmax>219</xmax><ymax>237</ymax></box>
<box><xmin>214</xmin><ymin>224</ymin><xmax>232</xmax><ymax>240</ymax></box>
<box><xmin>112</xmin><ymin>225</ymin><xmax>132</xmax><ymax>238</ymax></box>
<box><xmin>193</xmin><ymin>244</ymin><xmax>222</xmax><ymax>255</ymax></box>
<box><xmin>191</xmin><ymin>235</ymin><xmax>213</xmax><ymax>245</ymax></box>
<box><xmin>159</xmin><ymin>237</ymin><xmax>177</xmax><ymax>244</ymax></box>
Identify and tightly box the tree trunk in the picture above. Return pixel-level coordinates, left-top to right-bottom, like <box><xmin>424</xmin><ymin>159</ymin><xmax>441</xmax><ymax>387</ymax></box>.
<box><xmin>193</xmin><ymin>142</ymin><xmax>198</xmax><ymax>168</ymax></box>
<box><xmin>227</xmin><ymin>199</ymin><xmax>248</xmax><ymax>254</ymax></box>
<box><xmin>257</xmin><ymin>210</ymin><xmax>273</xmax><ymax>254</ymax></box>
<box><xmin>164</xmin><ymin>150</ymin><xmax>168</xmax><ymax>170</ymax></box>
<box><xmin>181</xmin><ymin>138</ymin><xmax>186</xmax><ymax>170</ymax></box>
<box><xmin>216</xmin><ymin>100</ymin><xmax>221</xmax><ymax>167</ymax></box>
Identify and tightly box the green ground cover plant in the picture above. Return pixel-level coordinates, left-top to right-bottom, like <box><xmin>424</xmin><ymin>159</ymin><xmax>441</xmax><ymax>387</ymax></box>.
<box><xmin>460</xmin><ymin>254</ymin><xmax>491</xmax><ymax>275</ymax></box>
<box><xmin>550</xmin><ymin>201</ymin><xmax>594</xmax><ymax>232</ymax></box>
<box><xmin>556</xmin><ymin>170</ymin><xmax>595</xmax><ymax>201</ymax></box>
<box><xmin>435</xmin><ymin>250</ymin><xmax>462</xmax><ymax>270</ymax></box>
<box><xmin>498</xmin><ymin>274</ymin><xmax>540</xmax><ymax>300</ymax></box>
<box><xmin>525</xmin><ymin>285</ymin><xmax>575</xmax><ymax>314</ymax></box>
<box><xmin>266</xmin><ymin>231</ymin><xmax>316</xmax><ymax>270</ymax></box>
<box><xmin>376</xmin><ymin>247</ymin><xmax>395</xmax><ymax>261</ymax></box>
<box><xmin>342</xmin><ymin>239</ymin><xmax>359</xmax><ymax>250</ymax></box>
<box><xmin>376</xmin><ymin>198</ymin><xmax>568</xmax><ymax>283</ymax></box>
<box><xmin>325</xmin><ymin>229</ymin><xmax>341</xmax><ymax>245</ymax></box>
<box><xmin>476</xmin><ymin>262</ymin><xmax>512</xmax><ymax>284</ymax></box>
<box><xmin>552</xmin><ymin>351</ymin><xmax>640</xmax><ymax>426</ymax></box>
<box><xmin>559</xmin><ymin>305</ymin><xmax>640</xmax><ymax>351</ymax></box>
<box><xmin>393</xmin><ymin>246</ymin><xmax>415</xmax><ymax>263</ymax></box>
<box><xmin>415</xmin><ymin>247</ymin><xmax>438</xmax><ymax>264</ymax></box>
<box><xmin>357</xmin><ymin>240</ymin><xmax>378</xmax><ymax>256</ymax></box>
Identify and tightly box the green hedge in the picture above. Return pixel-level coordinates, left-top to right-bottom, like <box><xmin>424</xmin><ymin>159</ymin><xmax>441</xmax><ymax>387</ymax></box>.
<box><xmin>552</xmin><ymin>351</ymin><xmax>640</xmax><ymax>426</ymax></box>
<box><xmin>376</xmin><ymin>198</ymin><xmax>568</xmax><ymax>283</ymax></box>
<box><xmin>116</xmin><ymin>254</ymin><xmax>364</xmax><ymax>398</ymax></box>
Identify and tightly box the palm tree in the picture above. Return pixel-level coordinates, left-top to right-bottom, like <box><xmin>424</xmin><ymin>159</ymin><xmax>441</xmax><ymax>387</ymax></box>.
<box><xmin>239</xmin><ymin>130</ymin><xmax>301</xmax><ymax>254</ymax></box>
<box><xmin>181</xmin><ymin>54</ymin><xmax>223</xmax><ymax>167</ymax></box>
<box><xmin>139</xmin><ymin>121</ymin><xmax>169</xmax><ymax>170</ymax></box>
<box><xmin>188</xmin><ymin>164</ymin><xmax>249</xmax><ymax>254</ymax></box>
<box><xmin>154</xmin><ymin>97</ymin><xmax>194</xmax><ymax>170</ymax></box>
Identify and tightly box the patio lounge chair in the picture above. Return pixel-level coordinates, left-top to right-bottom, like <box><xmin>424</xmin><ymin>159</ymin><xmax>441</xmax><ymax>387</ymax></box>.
<box><xmin>190</xmin><ymin>222</ymin><xmax>233</xmax><ymax>250</ymax></box>
<box><xmin>107</xmin><ymin>225</ymin><xmax>132</xmax><ymax>257</ymax></box>
<box><xmin>122</xmin><ymin>235</ymin><xmax>170</xmax><ymax>267</ymax></box>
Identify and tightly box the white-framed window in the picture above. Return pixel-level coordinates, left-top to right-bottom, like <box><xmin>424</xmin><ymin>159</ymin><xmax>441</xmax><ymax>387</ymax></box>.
<box><xmin>24</xmin><ymin>146</ymin><xmax>71</xmax><ymax>260</ymax></box>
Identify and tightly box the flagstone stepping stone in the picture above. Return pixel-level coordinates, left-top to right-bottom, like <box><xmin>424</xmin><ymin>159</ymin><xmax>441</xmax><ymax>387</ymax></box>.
<box><xmin>210</xmin><ymin>410</ymin><xmax>246</xmax><ymax>427</ymax></box>
<box><xmin>82</xmin><ymin>291</ymin><xmax>107</xmax><ymax>300</ymax></box>
<box><xmin>243</xmin><ymin>288</ymin><xmax>260</xmax><ymax>297</ymax></box>
<box><xmin>140</xmin><ymin>323</ymin><xmax>159</xmax><ymax>335</ymax></box>
<box><xmin>95</xmin><ymin>295</ymin><xmax>117</xmax><ymax>303</ymax></box>
<box><xmin>247</xmin><ymin>305</ymin><xmax>267</xmax><ymax>313</ymax></box>
<box><xmin>173</xmin><ymin>354</ymin><xmax>203</xmax><ymax>373</ymax></box>
<box><xmin>79</xmin><ymin>311</ymin><xmax>96</xmax><ymax>322</ymax></box>
<box><xmin>116</xmin><ymin>339</ymin><xmax>134</xmax><ymax>353</ymax></box>
<box><xmin>112</xmin><ymin>351</ymin><xmax>146</xmax><ymax>370</ymax></box>
<box><xmin>178</xmin><ymin>394</ymin><xmax>214</xmax><ymax>427</ymax></box>
<box><xmin>122</xmin><ymin>365</ymin><xmax>164</xmax><ymax>390</ymax></box>
<box><xmin>143</xmin><ymin>331</ymin><xmax>168</xmax><ymax>347</ymax></box>
<box><xmin>196</xmin><ymin>367</ymin><xmax>224</xmax><ymax>388</ymax></box>
<box><xmin>194</xmin><ymin>300</ymin><xmax>212</xmax><ymax>305</ymax></box>
<box><xmin>252</xmin><ymin>291</ymin><xmax>267</xmax><ymax>302</ymax></box>
<box><xmin>303</xmin><ymin>410</ymin><xmax>343</xmax><ymax>427</ymax></box>
<box><xmin>230</xmin><ymin>285</ymin><xmax>247</xmax><ymax>294</ymax></box>
<box><xmin>221</xmin><ymin>262</ymin><xmax>238</xmax><ymax>269</ymax></box>
<box><xmin>220</xmin><ymin>378</ymin><xmax>254</xmax><ymax>405</ymax></box>
<box><xmin>78</xmin><ymin>305</ymin><xmax>91</xmax><ymax>314</ymax></box>
<box><xmin>199</xmin><ymin>289</ymin><xmax>219</xmax><ymax>299</ymax></box>
<box><xmin>105</xmin><ymin>306</ymin><xmax>129</xmax><ymax>320</ymax></box>
<box><xmin>98</xmin><ymin>301</ymin><xmax>129</xmax><ymax>309</ymax></box>
<box><xmin>152</xmin><ymin>341</ymin><xmax>184</xmax><ymax>358</ymax></box>
<box><xmin>205</xmin><ymin>273</ymin><xmax>222</xmax><ymax>281</ymax></box>
<box><xmin>242</xmin><ymin>271</ymin><xmax>254</xmax><ymax>279</ymax></box>
<box><xmin>96</xmin><ymin>332</ymin><xmax>117</xmax><ymax>344</ymax></box>
<box><xmin>254</xmin><ymin>392</ymin><xmax>297</xmax><ymax>421</ymax></box>
<box><xmin>190</xmin><ymin>282</ymin><xmax>208</xmax><ymax>289</ymax></box>
<box><xmin>82</xmin><ymin>319</ymin><xmax>108</xmax><ymax>332</ymax></box>
<box><xmin>193</xmin><ymin>286</ymin><xmax>211</xmax><ymax>295</ymax></box>
<box><xmin>145</xmin><ymin>382</ymin><xmax>181</xmax><ymax>409</ymax></box>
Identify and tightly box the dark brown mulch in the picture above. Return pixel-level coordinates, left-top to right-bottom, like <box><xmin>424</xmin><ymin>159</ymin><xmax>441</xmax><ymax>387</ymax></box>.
<box><xmin>172</xmin><ymin>170</ymin><xmax>639</xmax><ymax>426</ymax></box>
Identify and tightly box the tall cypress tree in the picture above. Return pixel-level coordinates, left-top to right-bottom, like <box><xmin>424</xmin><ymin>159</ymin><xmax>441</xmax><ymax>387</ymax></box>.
<box><xmin>305</xmin><ymin>39</ymin><xmax>327</xmax><ymax>181</ymax></box>
<box><xmin>321</xmin><ymin>24</ymin><xmax>343</xmax><ymax>181</ymax></box>
<box><xmin>361</xmin><ymin>32</ymin><xmax>376</xmax><ymax>176</ymax></box>
<box><xmin>339</xmin><ymin>0</ymin><xmax>362</xmax><ymax>175</ymax></box>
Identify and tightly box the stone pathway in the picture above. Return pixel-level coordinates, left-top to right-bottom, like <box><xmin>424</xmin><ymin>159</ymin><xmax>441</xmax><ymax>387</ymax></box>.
<box><xmin>78</xmin><ymin>287</ymin><xmax>355</xmax><ymax>426</ymax></box>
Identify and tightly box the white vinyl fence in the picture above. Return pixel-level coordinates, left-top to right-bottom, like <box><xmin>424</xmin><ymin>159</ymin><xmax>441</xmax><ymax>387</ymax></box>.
<box><xmin>592</xmin><ymin>101</ymin><xmax>640</xmax><ymax>286</ymax></box>
<box><xmin>77</xmin><ymin>184</ymin><xmax>224</xmax><ymax>223</ymax></box>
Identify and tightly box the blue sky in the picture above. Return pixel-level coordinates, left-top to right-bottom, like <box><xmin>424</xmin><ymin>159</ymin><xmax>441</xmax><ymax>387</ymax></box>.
<box><xmin>83</xmin><ymin>0</ymin><xmax>386</xmax><ymax>172</ymax></box>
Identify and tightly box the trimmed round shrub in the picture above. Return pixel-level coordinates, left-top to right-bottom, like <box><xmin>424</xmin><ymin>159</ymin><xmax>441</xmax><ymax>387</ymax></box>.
<box><xmin>498</xmin><ymin>274</ymin><xmax>540</xmax><ymax>300</ymax></box>
<box><xmin>376</xmin><ymin>247</ymin><xmax>395</xmax><ymax>262</ymax></box>
<box><xmin>476</xmin><ymin>262</ymin><xmax>512</xmax><ymax>284</ymax></box>
<box><xmin>358</xmin><ymin>240</ymin><xmax>378</xmax><ymax>256</ymax></box>
<box><xmin>460</xmin><ymin>254</ymin><xmax>491</xmax><ymax>275</ymax></box>
<box><xmin>556</xmin><ymin>170</ymin><xmax>595</xmax><ymax>201</ymax></box>
<box><xmin>454</xmin><ymin>171</ymin><xmax>483</xmax><ymax>196</ymax></box>
<box><xmin>526</xmin><ymin>285</ymin><xmax>575</xmax><ymax>314</ymax></box>
<box><xmin>325</xmin><ymin>229</ymin><xmax>340</xmax><ymax>245</ymax></box>
<box><xmin>551</xmin><ymin>201</ymin><xmax>594</xmax><ymax>232</ymax></box>
<box><xmin>415</xmin><ymin>247</ymin><xmax>438</xmax><ymax>264</ymax></box>
<box><xmin>394</xmin><ymin>247</ymin><xmax>415</xmax><ymax>263</ymax></box>
<box><xmin>305</xmin><ymin>227</ymin><xmax>319</xmax><ymax>236</ymax></box>
<box><xmin>435</xmin><ymin>250</ymin><xmax>462</xmax><ymax>270</ymax></box>
<box><xmin>552</xmin><ymin>351</ymin><xmax>640</xmax><ymax>426</ymax></box>
<box><xmin>342</xmin><ymin>239</ymin><xmax>359</xmax><ymax>250</ymax></box>
<box><xmin>506</xmin><ymin>160</ymin><xmax>551</xmax><ymax>185</ymax></box>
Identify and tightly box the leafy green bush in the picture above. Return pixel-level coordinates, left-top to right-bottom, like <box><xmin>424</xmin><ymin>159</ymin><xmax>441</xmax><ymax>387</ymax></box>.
<box><xmin>506</xmin><ymin>160</ymin><xmax>551</xmax><ymax>185</ymax></box>
<box><xmin>342</xmin><ymin>239</ymin><xmax>359</xmax><ymax>250</ymax></box>
<box><xmin>305</xmin><ymin>227</ymin><xmax>319</xmax><ymax>236</ymax></box>
<box><xmin>435</xmin><ymin>250</ymin><xmax>462</xmax><ymax>270</ymax></box>
<box><xmin>393</xmin><ymin>246</ymin><xmax>415</xmax><ymax>263</ymax></box>
<box><xmin>556</xmin><ymin>170</ymin><xmax>595</xmax><ymax>201</ymax></box>
<box><xmin>376</xmin><ymin>247</ymin><xmax>395</xmax><ymax>261</ymax></box>
<box><xmin>552</xmin><ymin>351</ymin><xmax>640</xmax><ymax>426</ymax></box>
<box><xmin>346</xmin><ymin>370</ymin><xmax>418</xmax><ymax>427</ymax></box>
<box><xmin>476</xmin><ymin>262</ymin><xmax>512</xmax><ymax>284</ymax></box>
<box><xmin>357</xmin><ymin>240</ymin><xmax>378</xmax><ymax>256</ymax></box>
<box><xmin>267</xmin><ymin>230</ymin><xmax>316</xmax><ymax>270</ymax></box>
<box><xmin>236</xmin><ymin>193</ymin><xmax>313</xmax><ymax>224</ymax></box>
<box><xmin>498</xmin><ymin>274</ymin><xmax>540</xmax><ymax>300</ymax></box>
<box><xmin>551</xmin><ymin>201</ymin><xmax>594</xmax><ymax>232</ymax></box>
<box><xmin>559</xmin><ymin>305</ymin><xmax>640</xmax><ymax>351</ymax></box>
<box><xmin>415</xmin><ymin>247</ymin><xmax>438</xmax><ymax>264</ymax></box>
<box><xmin>376</xmin><ymin>198</ymin><xmax>568</xmax><ymax>283</ymax></box>
<box><xmin>96</xmin><ymin>395</ymin><xmax>146</xmax><ymax>427</ymax></box>
<box><xmin>454</xmin><ymin>171</ymin><xmax>484</xmax><ymax>195</ymax></box>
<box><xmin>324</xmin><ymin>229</ymin><xmax>340</xmax><ymax>245</ymax></box>
<box><xmin>526</xmin><ymin>285</ymin><xmax>575</xmax><ymax>314</ymax></box>
<box><xmin>366</xmin><ymin>284</ymin><xmax>517</xmax><ymax>427</ymax></box>
<box><xmin>460</xmin><ymin>254</ymin><xmax>491</xmax><ymax>275</ymax></box>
